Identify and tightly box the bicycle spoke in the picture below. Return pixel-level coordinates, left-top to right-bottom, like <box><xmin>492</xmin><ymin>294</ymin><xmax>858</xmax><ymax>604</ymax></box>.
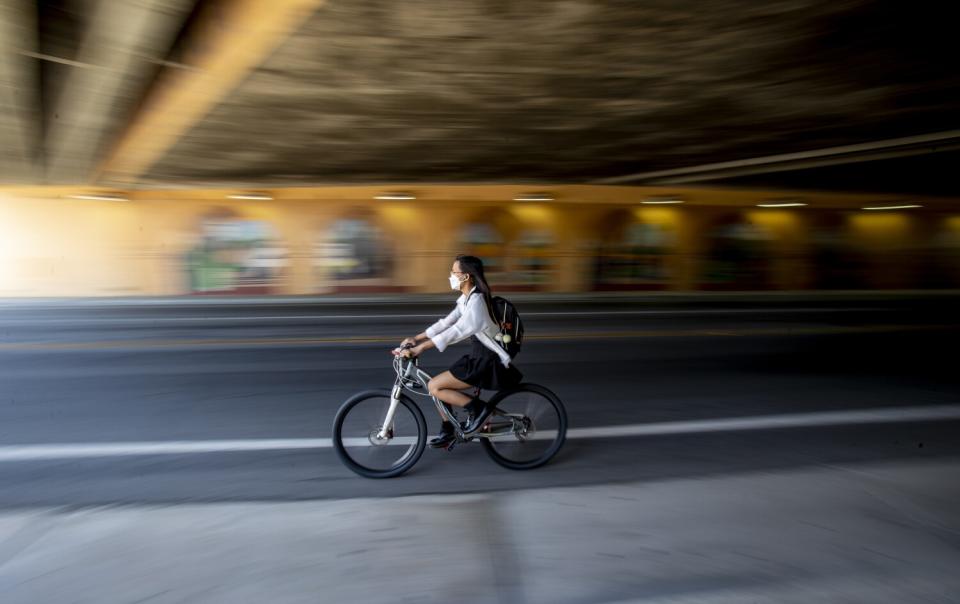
<box><xmin>337</xmin><ymin>394</ymin><xmax>421</xmax><ymax>472</ymax></box>
<box><xmin>484</xmin><ymin>387</ymin><xmax>565</xmax><ymax>467</ymax></box>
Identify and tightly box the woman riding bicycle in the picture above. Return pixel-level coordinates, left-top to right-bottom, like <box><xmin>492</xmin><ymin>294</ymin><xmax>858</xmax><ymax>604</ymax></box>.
<box><xmin>396</xmin><ymin>255</ymin><xmax>522</xmax><ymax>449</ymax></box>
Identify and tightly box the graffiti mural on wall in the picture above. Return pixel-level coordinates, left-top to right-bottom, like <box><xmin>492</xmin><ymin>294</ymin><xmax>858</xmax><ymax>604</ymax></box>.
<box><xmin>925</xmin><ymin>221</ymin><xmax>960</xmax><ymax>288</ymax></box>
<box><xmin>595</xmin><ymin>218</ymin><xmax>675</xmax><ymax>290</ymax></box>
<box><xmin>809</xmin><ymin>215</ymin><xmax>868</xmax><ymax>289</ymax></box>
<box><xmin>184</xmin><ymin>209</ymin><xmax>288</xmax><ymax>294</ymax></box>
<box><xmin>459</xmin><ymin>219</ymin><xmax>555</xmax><ymax>291</ymax></box>
<box><xmin>702</xmin><ymin>217</ymin><xmax>773</xmax><ymax>290</ymax></box>
<box><xmin>314</xmin><ymin>216</ymin><xmax>394</xmax><ymax>291</ymax></box>
<box><xmin>460</xmin><ymin>222</ymin><xmax>505</xmax><ymax>276</ymax></box>
<box><xmin>515</xmin><ymin>229</ymin><xmax>554</xmax><ymax>286</ymax></box>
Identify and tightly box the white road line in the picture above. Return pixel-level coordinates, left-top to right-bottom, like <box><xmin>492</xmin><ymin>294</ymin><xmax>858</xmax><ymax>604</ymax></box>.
<box><xmin>0</xmin><ymin>439</ymin><xmax>330</xmax><ymax>461</ymax></box>
<box><xmin>562</xmin><ymin>404</ymin><xmax>960</xmax><ymax>439</ymax></box>
<box><xmin>0</xmin><ymin>308</ymin><xmax>885</xmax><ymax>325</ymax></box>
<box><xmin>1</xmin><ymin>404</ymin><xmax>957</xmax><ymax>463</ymax></box>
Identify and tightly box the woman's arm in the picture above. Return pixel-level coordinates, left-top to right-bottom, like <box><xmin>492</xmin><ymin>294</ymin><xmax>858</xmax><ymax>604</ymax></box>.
<box><xmin>402</xmin><ymin>306</ymin><xmax>462</xmax><ymax>347</ymax></box>
<box><xmin>405</xmin><ymin>297</ymin><xmax>485</xmax><ymax>357</ymax></box>
<box><xmin>427</xmin><ymin>307</ymin><xmax>461</xmax><ymax>336</ymax></box>
<box><xmin>427</xmin><ymin>296</ymin><xmax>486</xmax><ymax>353</ymax></box>
<box><xmin>401</xmin><ymin>305</ymin><xmax>462</xmax><ymax>347</ymax></box>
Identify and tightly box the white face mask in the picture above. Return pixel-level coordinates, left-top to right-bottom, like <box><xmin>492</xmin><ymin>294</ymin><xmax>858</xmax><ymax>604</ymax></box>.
<box><xmin>449</xmin><ymin>273</ymin><xmax>464</xmax><ymax>290</ymax></box>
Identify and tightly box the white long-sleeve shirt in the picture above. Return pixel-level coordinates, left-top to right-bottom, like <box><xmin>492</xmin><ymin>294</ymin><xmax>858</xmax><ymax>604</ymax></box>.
<box><xmin>425</xmin><ymin>288</ymin><xmax>512</xmax><ymax>367</ymax></box>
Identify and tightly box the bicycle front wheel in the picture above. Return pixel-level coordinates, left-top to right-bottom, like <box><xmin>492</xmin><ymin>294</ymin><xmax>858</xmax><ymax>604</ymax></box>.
<box><xmin>332</xmin><ymin>390</ymin><xmax>427</xmax><ymax>478</ymax></box>
<box><xmin>480</xmin><ymin>383</ymin><xmax>567</xmax><ymax>470</ymax></box>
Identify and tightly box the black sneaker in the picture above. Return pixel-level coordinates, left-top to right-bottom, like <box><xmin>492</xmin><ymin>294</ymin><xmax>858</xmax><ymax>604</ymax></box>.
<box><xmin>463</xmin><ymin>398</ymin><xmax>494</xmax><ymax>433</ymax></box>
<box><xmin>428</xmin><ymin>421</ymin><xmax>456</xmax><ymax>449</ymax></box>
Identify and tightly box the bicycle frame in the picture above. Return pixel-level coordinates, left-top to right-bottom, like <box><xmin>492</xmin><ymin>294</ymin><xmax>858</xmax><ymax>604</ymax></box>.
<box><xmin>376</xmin><ymin>355</ymin><xmax>520</xmax><ymax>442</ymax></box>
<box><xmin>376</xmin><ymin>355</ymin><xmax>448</xmax><ymax>440</ymax></box>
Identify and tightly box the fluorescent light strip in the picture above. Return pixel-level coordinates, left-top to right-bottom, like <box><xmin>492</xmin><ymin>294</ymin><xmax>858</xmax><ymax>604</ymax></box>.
<box><xmin>757</xmin><ymin>202</ymin><xmax>807</xmax><ymax>208</ymax></box>
<box><xmin>641</xmin><ymin>199</ymin><xmax>684</xmax><ymax>205</ymax></box>
<box><xmin>862</xmin><ymin>204</ymin><xmax>922</xmax><ymax>211</ymax></box>
<box><xmin>69</xmin><ymin>194</ymin><xmax>128</xmax><ymax>201</ymax></box>
<box><xmin>514</xmin><ymin>194</ymin><xmax>554</xmax><ymax>202</ymax></box>
<box><xmin>374</xmin><ymin>193</ymin><xmax>416</xmax><ymax>200</ymax></box>
<box><xmin>227</xmin><ymin>193</ymin><xmax>272</xmax><ymax>200</ymax></box>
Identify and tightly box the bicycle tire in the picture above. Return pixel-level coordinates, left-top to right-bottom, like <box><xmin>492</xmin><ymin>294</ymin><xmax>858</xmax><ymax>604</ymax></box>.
<box><xmin>332</xmin><ymin>389</ymin><xmax>427</xmax><ymax>478</ymax></box>
<box><xmin>480</xmin><ymin>383</ymin><xmax>567</xmax><ymax>470</ymax></box>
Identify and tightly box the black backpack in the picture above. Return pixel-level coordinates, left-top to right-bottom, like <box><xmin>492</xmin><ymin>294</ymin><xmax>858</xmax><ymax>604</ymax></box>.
<box><xmin>491</xmin><ymin>296</ymin><xmax>524</xmax><ymax>358</ymax></box>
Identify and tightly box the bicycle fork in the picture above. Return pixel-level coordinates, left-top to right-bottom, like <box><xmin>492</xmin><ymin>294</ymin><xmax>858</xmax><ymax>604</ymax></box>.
<box><xmin>375</xmin><ymin>385</ymin><xmax>403</xmax><ymax>440</ymax></box>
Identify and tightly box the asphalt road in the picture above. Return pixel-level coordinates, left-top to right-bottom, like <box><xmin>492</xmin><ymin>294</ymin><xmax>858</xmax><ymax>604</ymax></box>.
<box><xmin>1</xmin><ymin>295</ymin><xmax>958</xmax><ymax>508</ymax></box>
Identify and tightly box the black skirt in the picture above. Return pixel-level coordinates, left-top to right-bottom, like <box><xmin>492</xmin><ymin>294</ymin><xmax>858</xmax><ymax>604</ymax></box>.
<box><xmin>449</xmin><ymin>337</ymin><xmax>523</xmax><ymax>391</ymax></box>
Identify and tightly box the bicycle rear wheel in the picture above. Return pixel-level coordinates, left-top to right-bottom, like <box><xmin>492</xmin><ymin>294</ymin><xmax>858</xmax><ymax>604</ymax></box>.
<box><xmin>480</xmin><ymin>383</ymin><xmax>567</xmax><ymax>470</ymax></box>
<box><xmin>333</xmin><ymin>390</ymin><xmax>426</xmax><ymax>478</ymax></box>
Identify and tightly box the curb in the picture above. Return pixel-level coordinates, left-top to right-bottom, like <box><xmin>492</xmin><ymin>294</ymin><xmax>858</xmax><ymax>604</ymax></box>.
<box><xmin>1</xmin><ymin>289</ymin><xmax>958</xmax><ymax>309</ymax></box>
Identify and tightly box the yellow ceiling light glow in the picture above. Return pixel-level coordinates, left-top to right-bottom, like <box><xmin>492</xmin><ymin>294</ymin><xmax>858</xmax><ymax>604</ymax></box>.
<box><xmin>635</xmin><ymin>207</ymin><xmax>679</xmax><ymax>225</ymax></box>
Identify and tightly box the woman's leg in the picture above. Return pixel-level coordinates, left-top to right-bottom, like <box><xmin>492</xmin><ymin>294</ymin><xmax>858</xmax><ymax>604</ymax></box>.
<box><xmin>428</xmin><ymin>371</ymin><xmax>474</xmax><ymax>415</ymax></box>
<box><xmin>427</xmin><ymin>372</ymin><xmax>481</xmax><ymax>447</ymax></box>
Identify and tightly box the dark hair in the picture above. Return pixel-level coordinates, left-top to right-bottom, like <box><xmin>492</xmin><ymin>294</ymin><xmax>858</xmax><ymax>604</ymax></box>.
<box><xmin>455</xmin><ymin>254</ymin><xmax>498</xmax><ymax>325</ymax></box>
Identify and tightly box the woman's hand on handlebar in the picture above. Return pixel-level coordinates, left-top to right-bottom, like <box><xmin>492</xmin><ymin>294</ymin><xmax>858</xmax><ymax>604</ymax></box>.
<box><xmin>393</xmin><ymin>336</ymin><xmax>432</xmax><ymax>358</ymax></box>
<box><xmin>392</xmin><ymin>342</ymin><xmax>421</xmax><ymax>358</ymax></box>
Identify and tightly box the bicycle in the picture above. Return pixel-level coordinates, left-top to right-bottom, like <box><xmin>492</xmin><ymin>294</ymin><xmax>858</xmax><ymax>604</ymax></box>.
<box><xmin>332</xmin><ymin>347</ymin><xmax>567</xmax><ymax>478</ymax></box>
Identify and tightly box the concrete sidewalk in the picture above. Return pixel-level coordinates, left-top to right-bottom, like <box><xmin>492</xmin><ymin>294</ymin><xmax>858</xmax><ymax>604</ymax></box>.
<box><xmin>2</xmin><ymin>458</ymin><xmax>958</xmax><ymax>604</ymax></box>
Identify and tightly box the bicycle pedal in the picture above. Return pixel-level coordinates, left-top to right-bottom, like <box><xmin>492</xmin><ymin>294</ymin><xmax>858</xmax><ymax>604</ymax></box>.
<box><xmin>444</xmin><ymin>441</ymin><xmax>457</xmax><ymax>452</ymax></box>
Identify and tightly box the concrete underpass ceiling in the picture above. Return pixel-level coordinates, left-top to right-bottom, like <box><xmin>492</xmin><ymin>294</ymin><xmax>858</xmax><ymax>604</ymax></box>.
<box><xmin>1</xmin><ymin>0</ymin><xmax>200</xmax><ymax>184</ymax></box>
<box><xmin>3</xmin><ymin>0</ymin><xmax>960</xmax><ymax>197</ymax></box>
